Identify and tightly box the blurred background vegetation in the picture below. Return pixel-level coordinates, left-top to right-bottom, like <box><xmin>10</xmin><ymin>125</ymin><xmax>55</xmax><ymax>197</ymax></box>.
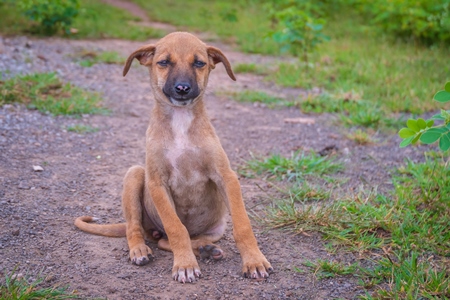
<box><xmin>1</xmin><ymin>0</ymin><xmax>448</xmax><ymax>119</ymax></box>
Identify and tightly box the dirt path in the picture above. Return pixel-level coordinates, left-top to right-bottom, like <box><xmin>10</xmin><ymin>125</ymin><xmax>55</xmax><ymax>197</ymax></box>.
<box><xmin>0</xmin><ymin>19</ymin><xmax>426</xmax><ymax>300</ymax></box>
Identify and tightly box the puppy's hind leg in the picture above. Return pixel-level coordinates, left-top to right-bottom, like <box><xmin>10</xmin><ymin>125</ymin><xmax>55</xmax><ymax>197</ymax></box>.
<box><xmin>122</xmin><ymin>165</ymin><xmax>153</xmax><ymax>266</ymax></box>
<box><xmin>158</xmin><ymin>223</ymin><xmax>225</xmax><ymax>261</ymax></box>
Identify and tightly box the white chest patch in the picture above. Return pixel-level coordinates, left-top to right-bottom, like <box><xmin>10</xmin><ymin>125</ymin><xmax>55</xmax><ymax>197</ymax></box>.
<box><xmin>166</xmin><ymin>109</ymin><xmax>194</xmax><ymax>169</ymax></box>
<box><xmin>164</xmin><ymin>109</ymin><xmax>210</xmax><ymax>205</ymax></box>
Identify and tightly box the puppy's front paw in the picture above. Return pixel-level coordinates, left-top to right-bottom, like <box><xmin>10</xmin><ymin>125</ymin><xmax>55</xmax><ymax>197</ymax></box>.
<box><xmin>242</xmin><ymin>253</ymin><xmax>274</xmax><ymax>279</ymax></box>
<box><xmin>172</xmin><ymin>256</ymin><xmax>201</xmax><ymax>283</ymax></box>
<box><xmin>130</xmin><ymin>243</ymin><xmax>153</xmax><ymax>266</ymax></box>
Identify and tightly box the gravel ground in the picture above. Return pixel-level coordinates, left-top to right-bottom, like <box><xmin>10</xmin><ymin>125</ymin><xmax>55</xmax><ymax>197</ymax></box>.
<box><xmin>0</xmin><ymin>34</ymin><xmax>428</xmax><ymax>299</ymax></box>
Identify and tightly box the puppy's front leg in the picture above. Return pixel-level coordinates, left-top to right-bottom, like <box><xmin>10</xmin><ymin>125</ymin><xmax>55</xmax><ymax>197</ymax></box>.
<box><xmin>148</xmin><ymin>182</ymin><xmax>201</xmax><ymax>283</ymax></box>
<box><xmin>216</xmin><ymin>170</ymin><xmax>273</xmax><ymax>278</ymax></box>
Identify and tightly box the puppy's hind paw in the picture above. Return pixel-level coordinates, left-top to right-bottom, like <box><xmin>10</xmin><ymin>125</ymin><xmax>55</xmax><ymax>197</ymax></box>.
<box><xmin>199</xmin><ymin>244</ymin><xmax>223</xmax><ymax>261</ymax></box>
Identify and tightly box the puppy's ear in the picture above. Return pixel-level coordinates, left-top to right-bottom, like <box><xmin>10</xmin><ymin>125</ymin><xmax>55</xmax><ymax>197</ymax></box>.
<box><xmin>123</xmin><ymin>45</ymin><xmax>156</xmax><ymax>77</ymax></box>
<box><xmin>207</xmin><ymin>46</ymin><xmax>236</xmax><ymax>81</ymax></box>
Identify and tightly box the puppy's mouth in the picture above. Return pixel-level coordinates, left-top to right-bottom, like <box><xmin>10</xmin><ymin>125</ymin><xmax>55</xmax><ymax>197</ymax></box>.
<box><xmin>162</xmin><ymin>85</ymin><xmax>200</xmax><ymax>107</ymax></box>
<box><xmin>163</xmin><ymin>90</ymin><xmax>197</xmax><ymax>106</ymax></box>
<box><xmin>169</xmin><ymin>97</ymin><xmax>194</xmax><ymax>106</ymax></box>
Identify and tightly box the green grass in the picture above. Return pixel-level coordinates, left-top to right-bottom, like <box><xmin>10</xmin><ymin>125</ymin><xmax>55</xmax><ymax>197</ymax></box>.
<box><xmin>225</xmin><ymin>90</ymin><xmax>288</xmax><ymax>108</ymax></box>
<box><xmin>281</xmin><ymin>182</ymin><xmax>331</xmax><ymax>202</ymax></box>
<box><xmin>242</xmin><ymin>151</ymin><xmax>343</xmax><ymax>181</ymax></box>
<box><xmin>0</xmin><ymin>270</ymin><xmax>77</xmax><ymax>299</ymax></box>
<box><xmin>131</xmin><ymin>0</ymin><xmax>277</xmax><ymax>54</ymax></box>
<box><xmin>257</xmin><ymin>153</ymin><xmax>449</xmax><ymax>297</ymax></box>
<box><xmin>300</xmin><ymin>252</ymin><xmax>450</xmax><ymax>299</ymax></box>
<box><xmin>299</xmin><ymin>93</ymin><xmax>399</xmax><ymax>129</ymax></box>
<box><xmin>269</xmin><ymin>13</ymin><xmax>449</xmax><ymax>115</ymax></box>
<box><xmin>301</xmin><ymin>259</ymin><xmax>359</xmax><ymax>279</ymax></box>
<box><xmin>71</xmin><ymin>50</ymin><xmax>124</xmax><ymax>67</ymax></box>
<box><xmin>0</xmin><ymin>0</ymin><xmax>163</xmax><ymax>40</ymax></box>
<box><xmin>233</xmin><ymin>63</ymin><xmax>269</xmax><ymax>75</ymax></box>
<box><xmin>360</xmin><ymin>251</ymin><xmax>450</xmax><ymax>299</ymax></box>
<box><xmin>67</xmin><ymin>124</ymin><xmax>98</xmax><ymax>133</ymax></box>
<box><xmin>345</xmin><ymin>129</ymin><xmax>374</xmax><ymax>145</ymax></box>
<box><xmin>271</xmin><ymin>45</ymin><xmax>448</xmax><ymax>115</ymax></box>
<box><xmin>0</xmin><ymin>72</ymin><xmax>107</xmax><ymax>116</ymax></box>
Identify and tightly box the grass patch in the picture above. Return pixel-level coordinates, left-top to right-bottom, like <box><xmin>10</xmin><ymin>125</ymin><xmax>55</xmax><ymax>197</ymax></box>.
<box><xmin>131</xmin><ymin>0</ymin><xmax>277</xmax><ymax>54</ymax></box>
<box><xmin>0</xmin><ymin>269</ymin><xmax>77</xmax><ymax>299</ymax></box>
<box><xmin>233</xmin><ymin>63</ymin><xmax>268</xmax><ymax>75</ymax></box>
<box><xmin>269</xmin><ymin>12</ymin><xmax>449</xmax><ymax>115</ymax></box>
<box><xmin>67</xmin><ymin>124</ymin><xmax>98</xmax><ymax>133</ymax></box>
<box><xmin>345</xmin><ymin>129</ymin><xmax>373</xmax><ymax>145</ymax></box>
<box><xmin>71</xmin><ymin>50</ymin><xmax>124</xmax><ymax>67</ymax></box>
<box><xmin>72</xmin><ymin>0</ymin><xmax>164</xmax><ymax>40</ymax></box>
<box><xmin>301</xmin><ymin>259</ymin><xmax>359</xmax><ymax>279</ymax></box>
<box><xmin>299</xmin><ymin>253</ymin><xmax>449</xmax><ymax>299</ymax></box>
<box><xmin>261</xmin><ymin>154</ymin><xmax>449</xmax><ymax>297</ymax></box>
<box><xmin>360</xmin><ymin>251</ymin><xmax>450</xmax><ymax>299</ymax></box>
<box><xmin>0</xmin><ymin>0</ymin><xmax>164</xmax><ymax>40</ymax></box>
<box><xmin>225</xmin><ymin>90</ymin><xmax>288</xmax><ymax>108</ymax></box>
<box><xmin>0</xmin><ymin>72</ymin><xmax>107</xmax><ymax>116</ymax></box>
<box><xmin>242</xmin><ymin>151</ymin><xmax>343</xmax><ymax>181</ymax></box>
<box><xmin>281</xmin><ymin>182</ymin><xmax>331</xmax><ymax>202</ymax></box>
<box><xmin>299</xmin><ymin>93</ymin><xmax>405</xmax><ymax>129</ymax></box>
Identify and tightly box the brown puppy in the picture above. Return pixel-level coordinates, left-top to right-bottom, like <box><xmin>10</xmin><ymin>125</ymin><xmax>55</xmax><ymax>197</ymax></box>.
<box><xmin>74</xmin><ymin>32</ymin><xmax>273</xmax><ymax>283</ymax></box>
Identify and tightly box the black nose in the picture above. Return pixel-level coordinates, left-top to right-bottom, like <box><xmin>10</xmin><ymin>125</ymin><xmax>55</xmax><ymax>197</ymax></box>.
<box><xmin>174</xmin><ymin>83</ymin><xmax>191</xmax><ymax>95</ymax></box>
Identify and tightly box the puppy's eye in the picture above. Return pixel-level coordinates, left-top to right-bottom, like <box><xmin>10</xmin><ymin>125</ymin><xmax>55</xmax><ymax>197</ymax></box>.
<box><xmin>157</xmin><ymin>60</ymin><xmax>169</xmax><ymax>67</ymax></box>
<box><xmin>194</xmin><ymin>60</ymin><xmax>206</xmax><ymax>68</ymax></box>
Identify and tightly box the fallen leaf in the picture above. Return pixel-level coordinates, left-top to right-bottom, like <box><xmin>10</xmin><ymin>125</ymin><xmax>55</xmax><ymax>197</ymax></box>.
<box><xmin>33</xmin><ymin>165</ymin><xmax>44</xmax><ymax>172</ymax></box>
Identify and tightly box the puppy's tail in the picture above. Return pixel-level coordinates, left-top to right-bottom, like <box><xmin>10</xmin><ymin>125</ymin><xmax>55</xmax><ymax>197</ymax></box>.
<box><xmin>74</xmin><ymin>216</ymin><xmax>126</xmax><ymax>237</ymax></box>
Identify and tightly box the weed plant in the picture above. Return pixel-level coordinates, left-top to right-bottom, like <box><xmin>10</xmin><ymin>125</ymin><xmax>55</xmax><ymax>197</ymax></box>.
<box><xmin>345</xmin><ymin>129</ymin><xmax>373</xmax><ymax>145</ymax></box>
<box><xmin>0</xmin><ymin>269</ymin><xmax>77</xmax><ymax>299</ymax></box>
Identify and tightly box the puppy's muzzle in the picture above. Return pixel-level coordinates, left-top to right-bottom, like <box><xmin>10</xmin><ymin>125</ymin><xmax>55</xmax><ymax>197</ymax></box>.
<box><xmin>163</xmin><ymin>81</ymin><xmax>200</xmax><ymax>106</ymax></box>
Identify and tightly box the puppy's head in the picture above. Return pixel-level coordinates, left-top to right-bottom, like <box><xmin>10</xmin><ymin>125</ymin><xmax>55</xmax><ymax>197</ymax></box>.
<box><xmin>123</xmin><ymin>32</ymin><xmax>236</xmax><ymax>107</ymax></box>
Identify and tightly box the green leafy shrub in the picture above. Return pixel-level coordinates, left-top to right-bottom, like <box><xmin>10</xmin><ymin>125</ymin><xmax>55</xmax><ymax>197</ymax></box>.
<box><xmin>268</xmin><ymin>1</ymin><xmax>329</xmax><ymax>65</ymax></box>
<box><xmin>399</xmin><ymin>82</ymin><xmax>450</xmax><ymax>151</ymax></box>
<box><xmin>358</xmin><ymin>0</ymin><xmax>450</xmax><ymax>44</ymax></box>
<box><xmin>19</xmin><ymin>0</ymin><xmax>80</xmax><ymax>35</ymax></box>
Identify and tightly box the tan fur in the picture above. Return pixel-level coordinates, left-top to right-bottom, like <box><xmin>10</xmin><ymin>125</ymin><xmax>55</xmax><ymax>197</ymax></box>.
<box><xmin>74</xmin><ymin>32</ymin><xmax>273</xmax><ymax>283</ymax></box>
